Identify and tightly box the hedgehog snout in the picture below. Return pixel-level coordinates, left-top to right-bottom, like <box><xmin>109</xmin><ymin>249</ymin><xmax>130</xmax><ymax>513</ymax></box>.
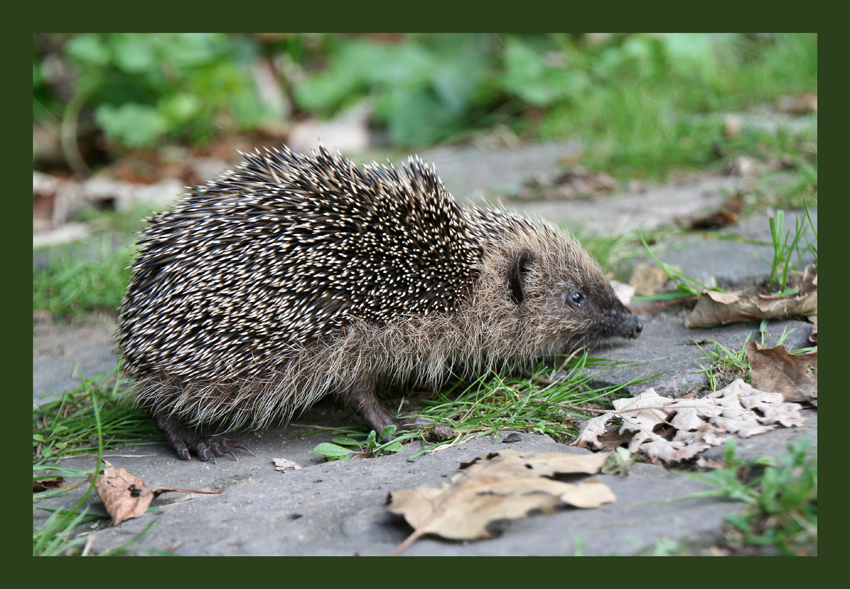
<box><xmin>597</xmin><ymin>306</ymin><xmax>642</xmax><ymax>340</ymax></box>
<box><xmin>627</xmin><ymin>315</ymin><xmax>643</xmax><ymax>339</ymax></box>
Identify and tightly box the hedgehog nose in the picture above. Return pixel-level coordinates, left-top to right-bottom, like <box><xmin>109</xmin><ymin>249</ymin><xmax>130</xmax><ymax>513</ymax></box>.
<box><xmin>630</xmin><ymin>317</ymin><xmax>643</xmax><ymax>339</ymax></box>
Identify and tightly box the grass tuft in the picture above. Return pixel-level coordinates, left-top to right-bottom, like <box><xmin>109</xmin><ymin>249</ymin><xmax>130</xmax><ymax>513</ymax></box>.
<box><xmin>33</xmin><ymin>240</ymin><xmax>134</xmax><ymax>318</ymax></box>
<box><xmin>313</xmin><ymin>351</ymin><xmax>658</xmax><ymax>459</ymax></box>
<box><xmin>687</xmin><ymin>438</ymin><xmax>817</xmax><ymax>556</ymax></box>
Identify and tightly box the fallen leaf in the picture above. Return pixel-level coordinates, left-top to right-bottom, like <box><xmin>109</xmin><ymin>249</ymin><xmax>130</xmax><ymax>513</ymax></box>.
<box><xmin>613</xmin><ymin>392</ymin><xmax>676</xmax><ymax>452</ymax></box>
<box><xmin>385</xmin><ymin>450</ymin><xmax>614</xmax><ymax>554</ymax></box>
<box><xmin>600</xmin><ymin>446</ymin><xmax>635</xmax><ymax>477</ymax></box>
<box><xmin>33</xmin><ymin>477</ymin><xmax>65</xmax><ymax>493</ymax></box>
<box><xmin>517</xmin><ymin>166</ymin><xmax>617</xmax><ymax>201</ymax></box>
<box><xmin>685</xmin><ymin>291</ymin><xmax>817</xmax><ymax>327</ymax></box>
<box><xmin>559</xmin><ymin>479</ymin><xmax>616</xmax><ymax>508</ymax></box>
<box><xmin>777</xmin><ymin>93</ymin><xmax>817</xmax><ymax>115</ymax></box>
<box><xmin>572</xmin><ymin>380</ymin><xmax>805</xmax><ymax>464</ymax></box>
<box><xmin>745</xmin><ymin>342</ymin><xmax>817</xmax><ymax>405</ymax></box>
<box><xmin>95</xmin><ymin>461</ymin><xmax>220</xmax><ymax>525</ymax></box>
<box><xmin>684</xmin><ymin>193</ymin><xmax>744</xmax><ymax>230</ymax></box>
<box><xmin>629</xmin><ymin>263</ymin><xmax>678</xmax><ymax>296</ymax></box>
<box><xmin>573</xmin><ymin>413</ymin><xmax>618</xmax><ymax>451</ymax></box>
<box><xmin>272</xmin><ymin>458</ymin><xmax>302</xmax><ymax>472</ymax></box>
<box><xmin>808</xmin><ymin>315</ymin><xmax>817</xmax><ymax>344</ymax></box>
<box><xmin>611</xmin><ymin>280</ymin><xmax>635</xmax><ymax>306</ymax></box>
<box><xmin>695</xmin><ymin>457</ymin><xmax>725</xmax><ymax>469</ymax></box>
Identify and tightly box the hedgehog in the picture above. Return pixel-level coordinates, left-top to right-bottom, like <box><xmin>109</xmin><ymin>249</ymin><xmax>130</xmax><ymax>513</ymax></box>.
<box><xmin>116</xmin><ymin>145</ymin><xmax>642</xmax><ymax>461</ymax></box>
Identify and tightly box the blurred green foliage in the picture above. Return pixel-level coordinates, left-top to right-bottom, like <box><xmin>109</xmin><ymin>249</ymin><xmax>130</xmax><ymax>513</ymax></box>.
<box><xmin>34</xmin><ymin>33</ymin><xmax>817</xmax><ymax>177</ymax></box>
<box><xmin>34</xmin><ymin>33</ymin><xmax>272</xmax><ymax>148</ymax></box>
<box><xmin>33</xmin><ymin>241</ymin><xmax>134</xmax><ymax>317</ymax></box>
<box><xmin>295</xmin><ymin>34</ymin><xmax>497</xmax><ymax>146</ymax></box>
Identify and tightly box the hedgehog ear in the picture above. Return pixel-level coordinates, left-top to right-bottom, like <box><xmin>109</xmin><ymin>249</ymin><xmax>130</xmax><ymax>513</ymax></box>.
<box><xmin>508</xmin><ymin>250</ymin><xmax>533</xmax><ymax>305</ymax></box>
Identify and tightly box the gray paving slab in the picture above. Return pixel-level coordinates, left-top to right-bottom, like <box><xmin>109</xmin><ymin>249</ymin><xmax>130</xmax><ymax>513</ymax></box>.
<box><xmin>33</xmin><ymin>314</ymin><xmax>118</xmax><ymax>404</ymax></box>
<box><xmin>511</xmin><ymin>176</ymin><xmax>739</xmax><ymax>235</ymax></box>
<box><xmin>33</xmin><ymin>433</ymin><xmax>747</xmax><ymax>556</ymax></box>
<box><xmin>422</xmin><ymin>140</ymin><xmax>582</xmax><ymax>200</ymax></box>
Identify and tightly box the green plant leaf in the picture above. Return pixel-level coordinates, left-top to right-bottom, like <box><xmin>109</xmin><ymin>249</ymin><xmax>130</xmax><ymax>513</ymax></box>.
<box><xmin>95</xmin><ymin>103</ymin><xmax>167</xmax><ymax>148</ymax></box>
<box><xmin>331</xmin><ymin>437</ymin><xmax>361</xmax><ymax>447</ymax></box>
<box><xmin>111</xmin><ymin>35</ymin><xmax>156</xmax><ymax>74</ymax></box>
<box><xmin>66</xmin><ymin>34</ymin><xmax>110</xmax><ymax>66</ymax></box>
<box><xmin>312</xmin><ymin>443</ymin><xmax>354</xmax><ymax>458</ymax></box>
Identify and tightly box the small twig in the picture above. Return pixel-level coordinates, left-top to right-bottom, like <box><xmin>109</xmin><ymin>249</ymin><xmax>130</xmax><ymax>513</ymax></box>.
<box><xmin>555</xmin><ymin>348</ymin><xmax>584</xmax><ymax>375</ymax></box>
<box><xmin>521</xmin><ymin>348</ymin><xmax>585</xmax><ymax>385</ymax></box>
<box><xmin>288</xmin><ymin>424</ymin><xmax>341</xmax><ymax>430</ymax></box>
<box><xmin>61</xmin><ymin>89</ymin><xmax>91</xmax><ymax>178</ymax></box>
<box><xmin>81</xmin><ymin>531</ymin><xmax>96</xmax><ymax>557</ymax></box>
<box><xmin>631</xmin><ymin>297</ymin><xmax>698</xmax><ymax>313</ymax></box>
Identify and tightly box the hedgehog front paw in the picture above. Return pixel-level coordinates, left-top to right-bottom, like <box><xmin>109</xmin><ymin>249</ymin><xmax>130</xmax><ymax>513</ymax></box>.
<box><xmin>150</xmin><ymin>409</ymin><xmax>255</xmax><ymax>463</ymax></box>
<box><xmin>183</xmin><ymin>434</ymin><xmax>255</xmax><ymax>463</ymax></box>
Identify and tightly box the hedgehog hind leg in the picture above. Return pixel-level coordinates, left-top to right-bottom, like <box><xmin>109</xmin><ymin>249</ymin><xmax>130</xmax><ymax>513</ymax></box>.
<box><xmin>150</xmin><ymin>408</ymin><xmax>255</xmax><ymax>463</ymax></box>
<box><xmin>346</xmin><ymin>378</ymin><xmax>431</xmax><ymax>439</ymax></box>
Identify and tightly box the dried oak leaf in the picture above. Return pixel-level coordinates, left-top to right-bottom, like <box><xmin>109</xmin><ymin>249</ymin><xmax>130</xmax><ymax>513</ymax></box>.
<box><xmin>385</xmin><ymin>450</ymin><xmax>614</xmax><ymax>554</ymax></box>
<box><xmin>572</xmin><ymin>380</ymin><xmax>805</xmax><ymax>464</ymax></box>
<box><xmin>95</xmin><ymin>461</ymin><xmax>220</xmax><ymax>525</ymax></box>
<box><xmin>745</xmin><ymin>341</ymin><xmax>817</xmax><ymax>406</ymax></box>
<box><xmin>685</xmin><ymin>291</ymin><xmax>817</xmax><ymax>328</ymax></box>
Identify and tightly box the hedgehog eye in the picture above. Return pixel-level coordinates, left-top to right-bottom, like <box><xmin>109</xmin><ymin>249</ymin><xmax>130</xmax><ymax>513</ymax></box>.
<box><xmin>568</xmin><ymin>292</ymin><xmax>584</xmax><ymax>305</ymax></box>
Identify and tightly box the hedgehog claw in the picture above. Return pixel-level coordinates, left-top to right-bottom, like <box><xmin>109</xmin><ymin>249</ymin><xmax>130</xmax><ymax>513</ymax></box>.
<box><xmin>150</xmin><ymin>409</ymin><xmax>253</xmax><ymax>462</ymax></box>
<box><xmin>194</xmin><ymin>436</ymin><xmax>252</xmax><ymax>462</ymax></box>
<box><xmin>222</xmin><ymin>439</ymin><xmax>256</xmax><ymax>456</ymax></box>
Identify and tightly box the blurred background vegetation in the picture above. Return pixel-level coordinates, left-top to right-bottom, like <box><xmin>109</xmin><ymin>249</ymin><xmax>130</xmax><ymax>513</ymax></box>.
<box><xmin>33</xmin><ymin>33</ymin><xmax>817</xmax><ymax>180</ymax></box>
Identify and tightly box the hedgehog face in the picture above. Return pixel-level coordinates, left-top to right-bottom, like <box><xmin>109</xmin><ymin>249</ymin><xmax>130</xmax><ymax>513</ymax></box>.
<box><xmin>505</xmin><ymin>246</ymin><xmax>642</xmax><ymax>351</ymax></box>
<box><xmin>557</xmin><ymin>275</ymin><xmax>642</xmax><ymax>342</ymax></box>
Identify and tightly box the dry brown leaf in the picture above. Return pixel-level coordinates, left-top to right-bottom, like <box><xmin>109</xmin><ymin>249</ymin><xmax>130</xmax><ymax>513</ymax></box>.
<box><xmin>777</xmin><ymin>93</ymin><xmax>817</xmax><ymax>115</ymax></box>
<box><xmin>684</xmin><ymin>193</ymin><xmax>744</xmax><ymax>230</ymax></box>
<box><xmin>685</xmin><ymin>291</ymin><xmax>817</xmax><ymax>327</ymax></box>
<box><xmin>629</xmin><ymin>263</ymin><xmax>678</xmax><ymax>296</ymax></box>
<box><xmin>572</xmin><ymin>380</ymin><xmax>805</xmax><ymax>463</ymax></box>
<box><xmin>611</xmin><ymin>280</ymin><xmax>635</xmax><ymax>306</ymax></box>
<box><xmin>573</xmin><ymin>412</ymin><xmax>617</xmax><ymax>450</ymax></box>
<box><xmin>272</xmin><ymin>458</ymin><xmax>302</xmax><ymax>472</ymax></box>
<box><xmin>695</xmin><ymin>456</ymin><xmax>725</xmax><ymax>469</ymax></box>
<box><xmin>615</xmin><ymin>393</ymin><xmax>676</xmax><ymax>452</ymax></box>
<box><xmin>745</xmin><ymin>342</ymin><xmax>817</xmax><ymax>405</ymax></box>
<box><xmin>33</xmin><ymin>477</ymin><xmax>65</xmax><ymax>493</ymax></box>
<box><xmin>559</xmin><ymin>479</ymin><xmax>617</xmax><ymax>508</ymax></box>
<box><xmin>385</xmin><ymin>450</ymin><xmax>614</xmax><ymax>554</ymax></box>
<box><xmin>95</xmin><ymin>461</ymin><xmax>220</xmax><ymax>525</ymax></box>
<box><xmin>809</xmin><ymin>315</ymin><xmax>817</xmax><ymax>343</ymax></box>
<box><xmin>518</xmin><ymin>166</ymin><xmax>616</xmax><ymax>201</ymax></box>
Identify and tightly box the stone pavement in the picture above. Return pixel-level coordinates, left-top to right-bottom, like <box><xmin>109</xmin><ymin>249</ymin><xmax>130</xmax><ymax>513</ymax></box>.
<box><xmin>32</xmin><ymin>141</ymin><xmax>816</xmax><ymax>555</ymax></box>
